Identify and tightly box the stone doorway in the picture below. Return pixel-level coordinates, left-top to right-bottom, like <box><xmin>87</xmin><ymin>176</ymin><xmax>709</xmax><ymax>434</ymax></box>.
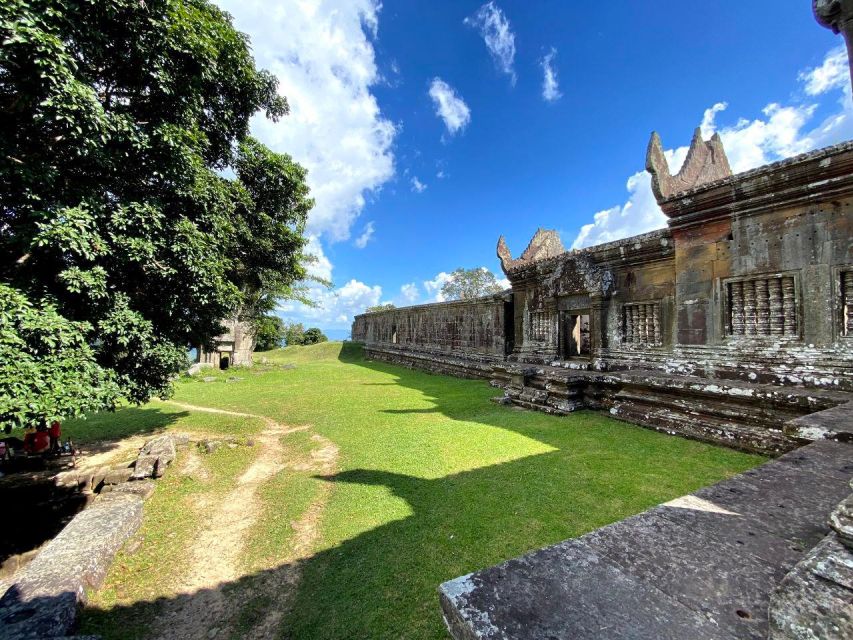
<box><xmin>560</xmin><ymin>311</ymin><xmax>591</xmax><ymax>359</ymax></box>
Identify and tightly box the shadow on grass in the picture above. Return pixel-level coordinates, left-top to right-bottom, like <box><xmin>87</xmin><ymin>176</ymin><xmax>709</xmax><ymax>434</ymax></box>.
<box><xmin>65</xmin><ymin>406</ymin><xmax>189</xmax><ymax>447</ymax></box>
<box><xmin>78</xmin><ymin>345</ymin><xmax>762</xmax><ymax>640</ymax></box>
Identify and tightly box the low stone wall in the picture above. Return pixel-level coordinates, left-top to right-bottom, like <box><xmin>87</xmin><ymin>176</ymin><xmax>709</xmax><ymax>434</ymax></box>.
<box><xmin>0</xmin><ymin>433</ymin><xmax>184</xmax><ymax>639</ymax></box>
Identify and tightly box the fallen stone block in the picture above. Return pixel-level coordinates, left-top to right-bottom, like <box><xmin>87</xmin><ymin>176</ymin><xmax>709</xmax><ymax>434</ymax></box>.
<box><xmin>0</xmin><ymin>492</ymin><xmax>143</xmax><ymax>639</ymax></box>
<box><xmin>102</xmin><ymin>466</ymin><xmax>133</xmax><ymax>486</ymax></box>
<box><xmin>130</xmin><ymin>435</ymin><xmax>176</xmax><ymax>480</ymax></box>
<box><xmin>108</xmin><ymin>479</ymin><xmax>156</xmax><ymax>500</ymax></box>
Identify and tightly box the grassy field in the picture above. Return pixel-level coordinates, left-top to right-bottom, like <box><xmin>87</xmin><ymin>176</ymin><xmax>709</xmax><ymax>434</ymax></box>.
<box><xmin>77</xmin><ymin>342</ymin><xmax>764</xmax><ymax>639</ymax></box>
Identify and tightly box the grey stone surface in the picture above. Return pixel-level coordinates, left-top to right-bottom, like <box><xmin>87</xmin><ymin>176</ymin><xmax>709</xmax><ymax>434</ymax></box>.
<box><xmin>830</xmin><ymin>494</ymin><xmax>853</xmax><ymax>548</ymax></box>
<box><xmin>102</xmin><ymin>479</ymin><xmax>156</xmax><ymax>500</ymax></box>
<box><xmin>0</xmin><ymin>492</ymin><xmax>143</xmax><ymax>639</ymax></box>
<box><xmin>130</xmin><ymin>434</ymin><xmax>176</xmax><ymax>480</ymax></box>
<box><xmin>439</xmin><ymin>441</ymin><xmax>853</xmax><ymax>640</ymax></box>
<box><xmin>101</xmin><ymin>465</ymin><xmax>133</xmax><ymax>486</ymax></box>
<box><xmin>785</xmin><ymin>401</ymin><xmax>853</xmax><ymax>442</ymax></box>
<box><xmin>768</xmin><ymin>533</ymin><xmax>853</xmax><ymax>639</ymax></box>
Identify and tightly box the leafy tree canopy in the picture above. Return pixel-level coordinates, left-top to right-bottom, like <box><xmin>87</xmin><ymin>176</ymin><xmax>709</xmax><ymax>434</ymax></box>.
<box><xmin>283</xmin><ymin>321</ymin><xmax>305</xmax><ymax>346</ymax></box>
<box><xmin>440</xmin><ymin>268</ymin><xmax>505</xmax><ymax>301</ymax></box>
<box><xmin>254</xmin><ymin>314</ymin><xmax>285</xmax><ymax>351</ymax></box>
<box><xmin>302</xmin><ymin>327</ymin><xmax>328</xmax><ymax>345</ymax></box>
<box><xmin>365</xmin><ymin>303</ymin><xmax>395</xmax><ymax>313</ymax></box>
<box><xmin>0</xmin><ymin>0</ymin><xmax>313</xmax><ymax>429</ymax></box>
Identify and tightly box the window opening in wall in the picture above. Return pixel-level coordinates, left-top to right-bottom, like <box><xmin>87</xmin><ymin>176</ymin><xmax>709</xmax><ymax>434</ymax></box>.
<box><xmin>391</xmin><ymin>325</ymin><xmax>397</xmax><ymax>344</ymax></box>
<box><xmin>842</xmin><ymin>270</ymin><xmax>853</xmax><ymax>337</ymax></box>
<box><xmin>623</xmin><ymin>302</ymin><xmax>661</xmax><ymax>346</ymax></box>
<box><xmin>560</xmin><ymin>311</ymin><xmax>590</xmax><ymax>358</ymax></box>
<box><xmin>726</xmin><ymin>274</ymin><xmax>798</xmax><ymax>337</ymax></box>
<box><xmin>529</xmin><ymin>309</ymin><xmax>553</xmax><ymax>342</ymax></box>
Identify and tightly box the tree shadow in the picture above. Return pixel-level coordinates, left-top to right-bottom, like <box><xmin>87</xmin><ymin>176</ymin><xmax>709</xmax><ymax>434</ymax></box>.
<box><xmin>70</xmin><ymin>351</ymin><xmax>760</xmax><ymax>639</ymax></box>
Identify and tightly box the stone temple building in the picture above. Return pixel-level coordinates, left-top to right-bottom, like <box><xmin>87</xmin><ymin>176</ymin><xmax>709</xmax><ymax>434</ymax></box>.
<box><xmin>353</xmin><ymin>131</ymin><xmax>853</xmax><ymax>455</ymax></box>
<box><xmin>352</xmin><ymin>125</ymin><xmax>853</xmax><ymax>640</ymax></box>
<box><xmin>193</xmin><ymin>318</ymin><xmax>255</xmax><ymax>370</ymax></box>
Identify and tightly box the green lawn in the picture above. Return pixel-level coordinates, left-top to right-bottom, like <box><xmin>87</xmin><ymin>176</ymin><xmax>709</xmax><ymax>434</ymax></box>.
<box><xmin>78</xmin><ymin>341</ymin><xmax>764</xmax><ymax>639</ymax></box>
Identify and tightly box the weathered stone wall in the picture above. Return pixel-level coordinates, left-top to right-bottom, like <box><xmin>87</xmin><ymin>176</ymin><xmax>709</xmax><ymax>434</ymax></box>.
<box><xmin>352</xmin><ymin>293</ymin><xmax>511</xmax><ymax>378</ymax></box>
<box><xmin>353</xmin><ymin>140</ymin><xmax>853</xmax><ymax>454</ymax></box>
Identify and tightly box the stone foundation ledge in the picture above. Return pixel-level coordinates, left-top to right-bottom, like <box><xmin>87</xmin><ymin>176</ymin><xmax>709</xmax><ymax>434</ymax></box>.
<box><xmin>0</xmin><ymin>433</ymin><xmax>186</xmax><ymax>639</ymax></box>
<box><xmin>439</xmin><ymin>440</ymin><xmax>853</xmax><ymax>640</ymax></box>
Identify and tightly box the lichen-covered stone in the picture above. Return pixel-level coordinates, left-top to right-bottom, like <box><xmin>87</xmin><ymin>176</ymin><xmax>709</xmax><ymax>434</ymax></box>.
<box><xmin>0</xmin><ymin>492</ymin><xmax>143</xmax><ymax>639</ymax></box>
<box><xmin>130</xmin><ymin>434</ymin><xmax>176</xmax><ymax>480</ymax></box>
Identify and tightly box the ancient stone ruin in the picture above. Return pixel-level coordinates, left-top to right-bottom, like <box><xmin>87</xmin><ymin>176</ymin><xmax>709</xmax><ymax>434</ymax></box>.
<box><xmin>353</xmin><ymin>134</ymin><xmax>853</xmax><ymax>455</ymax></box>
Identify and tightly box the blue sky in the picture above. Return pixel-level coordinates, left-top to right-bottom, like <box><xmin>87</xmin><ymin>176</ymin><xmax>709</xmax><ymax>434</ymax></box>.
<box><xmin>215</xmin><ymin>1</ymin><xmax>853</xmax><ymax>339</ymax></box>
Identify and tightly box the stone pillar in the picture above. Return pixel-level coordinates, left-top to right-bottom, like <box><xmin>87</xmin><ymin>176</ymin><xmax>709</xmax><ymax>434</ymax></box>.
<box><xmin>782</xmin><ymin>277</ymin><xmax>797</xmax><ymax>337</ymax></box>
<box><xmin>590</xmin><ymin>293</ymin><xmax>609</xmax><ymax>354</ymax></box>
<box><xmin>744</xmin><ymin>280</ymin><xmax>757</xmax><ymax>335</ymax></box>
<box><xmin>652</xmin><ymin>305</ymin><xmax>661</xmax><ymax>345</ymax></box>
<box><xmin>638</xmin><ymin>305</ymin><xmax>647</xmax><ymax>344</ymax></box>
<box><xmin>625</xmin><ymin>305</ymin><xmax>634</xmax><ymax>344</ymax></box>
<box><xmin>769</xmin><ymin>278</ymin><xmax>784</xmax><ymax>336</ymax></box>
<box><xmin>755</xmin><ymin>279</ymin><xmax>770</xmax><ymax>335</ymax></box>
<box><xmin>731</xmin><ymin>281</ymin><xmax>745</xmax><ymax>335</ymax></box>
<box><xmin>844</xmin><ymin>271</ymin><xmax>853</xmax><ymax>335</ymax></box>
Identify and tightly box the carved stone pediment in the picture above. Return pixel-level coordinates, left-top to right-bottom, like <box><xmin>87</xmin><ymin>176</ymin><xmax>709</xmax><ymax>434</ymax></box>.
<box><xmin>497</xmin><ymin>229</ymin><xmax>565</xmax><ymax>274</ymax></box>
<box><xmin>646</xmin><ymin>128</ymin><xmax>732</xmax><ymax>204</ymax></box>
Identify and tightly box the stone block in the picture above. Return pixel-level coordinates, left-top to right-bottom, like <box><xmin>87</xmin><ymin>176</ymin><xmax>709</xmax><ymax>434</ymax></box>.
<box><xmin>0</xmin><ymin>492</ymin><xmax>143</xmax><ymax>638</ymax></box>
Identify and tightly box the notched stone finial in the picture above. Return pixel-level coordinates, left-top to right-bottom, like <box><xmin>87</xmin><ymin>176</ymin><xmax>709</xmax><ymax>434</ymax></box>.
<box><xmin>646</xmin><ymin>127</ymin><xmax>732</xmax><ymax>204</ymax></box>
<box><xmin>497</xmin><ymin>229</ymin><xmax>565</xmax><ymax>273</ymax></box>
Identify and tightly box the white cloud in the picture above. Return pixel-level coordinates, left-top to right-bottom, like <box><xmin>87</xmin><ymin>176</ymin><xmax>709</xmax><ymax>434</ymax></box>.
<box><xmin>354</xmin><ymin>221</ymin><xmax>375</xmax><ymax>248</ymax></box>
<box><xmin>423</xmin><ymin>271</ymin><xmax>452</xmax><ymax>302</ymax></box>
<box><xmin>216</xmin><ymin>0</ymin><xmax>396</xmax><ymax>244</ymax></box>
<box><xmin>572</xmin><ymin>46</ymin><xmax>853</xmax><ymax>249</ymax></box>
<box><xmin>540</xmin><ymin>47</ymin><xmax>562</xmax><ymax>102</ymax></box>
<box><xmin>465</xmin><ymin>2</ymin><xmax>516</xmax><ymax>84</ymax></box>
<box><xmin>411</xmin><ymin>177</ymin><xmax>427</xmax><ymax>193</ymax></box>
<box><xmin>304</xmin><ymin>235</ymin><xmax>333</xmax><ymax>282</ymax></box>
<box><xmin>800</xmin><ymin>46</ymin><xmax>849</xmax><ymax>96</ymax></box>
<box><xmin>429</xmin><ymin>78</ymin><xmax>471</xmax><ymax>136</ymax></box>
<box><xmin>278</xmin><ymin>278</ymin><xmax>382</xmax><ymax>328</ymax></box>
<box><xmin>400</xmin><ymin>283</ymin><xmax>419</xmax><ymax>304</ymax></box>
<box><xmin>436</xmin><ymin>169</ymin><xmax>447</xmax><ymax>179</ymax></box>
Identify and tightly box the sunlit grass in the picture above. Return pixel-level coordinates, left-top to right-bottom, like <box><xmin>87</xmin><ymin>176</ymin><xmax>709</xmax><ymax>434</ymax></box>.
<box><xmin>78</xmin><ymin>341</ymin><xmax>764</xmax><ymax>639</ymax></box>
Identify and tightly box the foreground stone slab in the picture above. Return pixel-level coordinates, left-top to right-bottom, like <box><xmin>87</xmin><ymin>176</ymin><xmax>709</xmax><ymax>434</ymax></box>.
<box><xmin>0</xmin><ymin>492</ymin><xmax>143</xmax><ymax>639</ymax></box>
<box><xmin>439</xmin><ymin>441</ymin><xmax>853</xmax><ymax>640</ymax></box>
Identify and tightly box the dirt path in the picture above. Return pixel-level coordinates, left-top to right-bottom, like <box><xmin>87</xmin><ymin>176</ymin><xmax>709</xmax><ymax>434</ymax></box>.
<box><xmin>148</xmin><ymin>402</ymin><xmax>338</xmax><ymax>640</ymax></box>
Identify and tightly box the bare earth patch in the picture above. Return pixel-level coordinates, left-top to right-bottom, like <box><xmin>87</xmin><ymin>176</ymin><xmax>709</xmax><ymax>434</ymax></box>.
<box><xmin>143</xmin><ymin>402</ymin><xmax>338</xmax><ymax>640</ymax></box>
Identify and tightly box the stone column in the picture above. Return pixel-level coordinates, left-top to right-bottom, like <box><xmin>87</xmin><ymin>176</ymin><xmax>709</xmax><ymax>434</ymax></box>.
<box><xmin>590</xmin><ymin>293</ymin><xmax>609</xmax><ymax>354</ymax></box>
<box><xmin>652</xmin><ymin>305</ymin><xmax>661</xmax><ymax>345</ymax></box>
<box><xmin>731</xmin><ymin>281</ymin><xmax>745</xmax><ymax>335</ymax></box>
<box><xmin>755</xmin><ymin>279</ymin><xmax>770</xmax><ymax>335</ymax></box>
<box><xmin>844</xmin><ymin>271</ymin><xmax>853</xmax><ymax>335</ymax></box>
<box><xmin>769</xmin><ymin>278</ymin><xmax>784</xmax><ymax>336</ymax></box>
<box><xmin>782</xmin><ymin>277</ymin><xmax>797</xmax><ymax>337</ymax></box>
<box><xmin>625</xmin><ymin>305</ymin><xmax>634</xmax><ymax>344</ymax></box>
<box><xmin>744</xmin><ymin>280</ymin><xmax>757</xmax><ymax>335</ymax></box>
<box><xmin>638</xmin><ymin>305</ymin><xmax>647</xmax><ymax>344</ymax></box>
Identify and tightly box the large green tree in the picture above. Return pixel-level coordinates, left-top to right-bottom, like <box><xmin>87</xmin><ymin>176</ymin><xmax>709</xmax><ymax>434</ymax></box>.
<box><xmin>440</xmin><ymin>268</ymin><xmax>505</xmax><ymax>301</ymax></box>
<box><xmin>0</xmin><ymin>0</ymin><xmax>313</xmax><ymax>428</ymax></box>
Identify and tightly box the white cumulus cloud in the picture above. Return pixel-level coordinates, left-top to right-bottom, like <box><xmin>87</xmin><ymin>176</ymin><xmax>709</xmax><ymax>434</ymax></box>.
<box><xmin>540</xmin><ymin>47</ymin><xmax>562</xmax><ymax>102</ymax></box>
<box><xmin>800</xmin><ymin>46</ymin><xmax>849</xmax><ymax>96</ymax></box>
<box><xmin>278</xmin><ymin>279</ymin><xmax>383</xmax><ymax>328</ymax></box>
<box><xmin>429</xmin><ymin>78</ymin><xmax>471</xmax><ymax>136</ymax></box>
<box><xmin>423</xmin><ymin>271</ymin><xmax>453</xmax><ymax>302</ymax></box>
<box><xmin>572</xmin><ymin>47</ymin><xmax>853</xmax><ymax>249</ymax></box>
<box><xmin>464</xmin><ymin>2</ymin><xmax>517</xmax><ymax>84</ymax></box>
<box><xmin>354</xmin><ymin>221</ymin><xmax>375</xmax><ymax>249</ymax></box>
<box><xmin>215</xmin><ymin>0</ymin><xmax>396</xmax><ymax>244</ymax></box>
<box><xmin>400</xmin><ymin>283</ymin><xmax>420</xmax><ymax>304</ymax></box>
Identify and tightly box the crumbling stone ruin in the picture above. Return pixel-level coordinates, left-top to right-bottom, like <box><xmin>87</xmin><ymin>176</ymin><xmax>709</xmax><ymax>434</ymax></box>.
<box><xmin>353</xmin><ymin>132</ymin><xmax>853</xmax><ymax>456</ymax></box>
<box><xmin>193</xmin><ymin>317</ymin><xmax>255</xmax><ymax>371</ymax></box>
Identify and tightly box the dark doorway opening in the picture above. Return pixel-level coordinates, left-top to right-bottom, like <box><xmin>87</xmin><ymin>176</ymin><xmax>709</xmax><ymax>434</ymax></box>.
<box><xmin>219</xmin><ymin>354</ymin><xmax>230</xmax><ymax>370</ymax></box>
<box><xmin>504</xmin><ymin>301</ymin><xmax>515</xmax><ymax>354</ymax></box>
<box><xmin>560</xmin><ymin>311</ymin><xmax>591</xmax><ymax>358</ymax></box>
